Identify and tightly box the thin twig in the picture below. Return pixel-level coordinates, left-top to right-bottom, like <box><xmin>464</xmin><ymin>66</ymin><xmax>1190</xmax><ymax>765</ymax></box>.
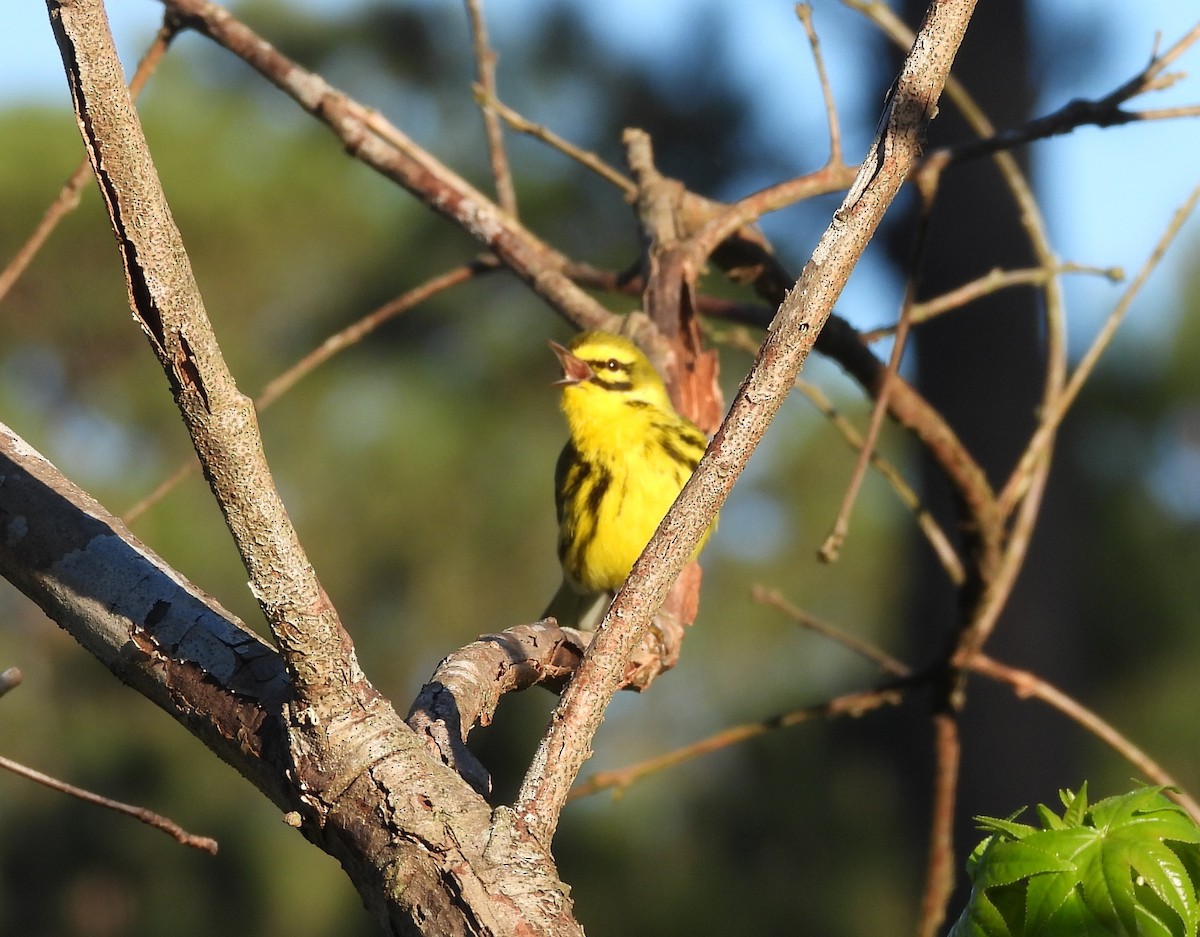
<box><xmin>124</xmin><ymin>260</ymin><xmax>494</xmax><ymax>523</ymax></box>
<box><xmin>0</xmin><ymin>667</ymin><xmax>23</xmax><ymax>698</ymax></box>
<box><xmin>464</xmin><ymin>0</ymin><xmax>516</xmax><ymax>214</ymax></box>
<box><xmin>0</xmin><ymin>16</ymin><xmax>179</xmax><ymax>305</ymax></box>
<box><xmin>796</xmin><ymin>3</ymin><xmax>844</xmax><ymax>165</ymax></box>
<box><xmin>0</xmin><ymin>754</ymin><xmax>218</xmax><ymax>853</ymax></box>
<box><xmin>919</xmin><ymin>711</ymin><xmax>961</xmax><ymax>937</ymax></box>
<box><xmin>999</xmin><ymin>178</ymin><xmax>1200</xmax><ymax>517</ymax></box>
<box><xmin>819</xmin><ymin>174</ymin><xmax>932</xmax><ymax>563</ymax></box>
<box><xmin>938</xmin><ymin>20</ymin><xmax>1200</xmax><ymax>166</ymax></box>
<box><xmin>789</xmin><ymin>379</ymin><xmax>965</xmax><ymax>584</ymax></box>
<box><xmin>480</xmin><ymin>91</ymin><xmax>636</xmax><ymax>197</ymax></box>
<box><xmin>966</xmin><ymin>653</ymin><xmax>1200</xmax><ymax>823</ymax></box>
<box><xmin>568</xmin><ymin>683</ymin><xmax>908</xmax><ymax>802</ymax></box>
<box><xmin>715</xmin><ymin>327</ymin><xmax>965</xmax><ymax>583</ymax></box>
<box><xmin>751</xmin><ymin>585</ymin><xmax>912</xmax><ymax>676</ymax></box>
<box><xmin>861</xmin><ymin>262</ymin><xmax>1124</xmax><ymax>342</ymax></box>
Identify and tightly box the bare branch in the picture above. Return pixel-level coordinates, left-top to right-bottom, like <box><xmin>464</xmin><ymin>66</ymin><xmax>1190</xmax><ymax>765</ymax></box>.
<box><xmin>124</xmin><ymin>260</ymin><xmax>496</xmax><ymax>524</ymax></box>
<box><xmin>482</xmin><ymin>90</ymin><xmax>636</xmax><ymax>196</ymax></box>
<box><xmin>162</xmin><ymin>0</ymin><xmax>622</xmax><ymax>335</ymax></box>
<box><xmin>0</xmin><ymin>422</ymin><xmax>290</xmax><ymax>799</ymax></box>
<box><xmin>1000</xmin><ymin>178</ymin><xmax>1200</xmax><ymax>517</ymax></box>
<box><xmin>941</xmin><ymin>20</ymin><xmax>1200</xmax><ymax>165</ymax></box>
<box><xmin>919</xmin><ymin>712</ymin><xmax>961</xmax><ymax>937</ymax></box>
<box><xmin>407</xmin><ymin>621</ymin><xmax>590</xmax><ymax>795</ymax></box>
<box><xmin>861</xmin><ymin>262</ymin><xmax>1125</xmax><ymax>341</ymax></box>
<box><xmin>796</xmin><ymin>3</ymin><xmax>845</xmax><ymax>165</ymax></box>
<box><xmin>787</xmin><ymin>378</ymin><xmax>966</xmax><ymax>584</ymax></box>
<box><xmin>751</xmin><ymin>586</ymin><xmax>912</xmax><ymax>676</ymax></box>
<box><xmin>49</xmin><ymin>0</ymin><xmax>353</xmax><ymax>701</ymax></box>
<box><xmin>820</xmin><ymin>175</ymin><xmax>933</xmax><ymax>563</ymax></box>
<box><xmin>514</xmin><ymin>0</ymin><xmax>981</xmax><ymax>845</ymax></box>
<box><xmin>966</xmin><ymin>653</ymin><xmax>1200</xmax><ymax>823</ymax></box>
<box><xmin>0</xmin><ymin>15</ymin><xmax>179</xmax><ymax>305</ymax></box>
<box><xmin>464</xmin><ymin>0</ymin><xmax>517</xmax><ymax>214</ymax></box>
<box><xmin>0</xmin><ymin>754</ymin><xmax>218</xmax><ymax>854</ymax></box>
<box><xmin>569</xmin><ymin>683</ymin><xmax>907</xmax><ymax>802</ymax></box>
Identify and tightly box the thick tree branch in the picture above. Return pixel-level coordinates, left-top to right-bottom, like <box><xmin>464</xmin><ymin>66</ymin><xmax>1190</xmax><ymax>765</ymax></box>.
<box><xmin>0</xmin><ymin>422</ymin><xmax>290</xmax><ymax>799</ymax></box>
<box><xmin>1</xmin><ymin>421</ymin><xmax>580</xmax><ymax>934</ymax></box>
<box><xmin>43</xmin><ymin>4</ymin><xmax>585</xmax><ymax>933</ymax></box>
<box><xmin>47</xmin><ymin>0</ymin><xmax>352</xmax><ymax>708</ymax></box>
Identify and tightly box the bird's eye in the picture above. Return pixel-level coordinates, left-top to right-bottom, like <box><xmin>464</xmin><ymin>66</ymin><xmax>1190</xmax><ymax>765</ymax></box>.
<box><xmin>606</xmin><ymin>358</ymin><xmax>620</xmax><ymax>371</ymax></box>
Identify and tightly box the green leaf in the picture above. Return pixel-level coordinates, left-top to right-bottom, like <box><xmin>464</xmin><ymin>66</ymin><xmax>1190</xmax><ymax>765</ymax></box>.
<box><xmin>948</xmin><ymin>886</ymin><xmax>1018</xmax><ymax>937</ymax></box>
<box><xmin>1062</xmin><ymin>783</ymin><xmax>1090</xmax><ymax>828</ymax></box>
<box><xmin>954</xmin><ymin>785</ymin><xmax>1200</xmax><ymax>937</ymax></box>
<box><xmin>1023</xmin><ymin>866</ymin><xmax>1082</xmax><ymax>934</ymax></box>
<box><xmin>972</xmin><ymin>839</ymin><xmax>1079</xmax><ymax>891</ymax></box>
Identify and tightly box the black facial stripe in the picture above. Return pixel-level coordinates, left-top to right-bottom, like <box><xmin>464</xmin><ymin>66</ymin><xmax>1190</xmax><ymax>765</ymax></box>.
<box><xmin>589</xmin><ymin>376</ymin><xmax>633</xmax><ymax>392</ymax></box>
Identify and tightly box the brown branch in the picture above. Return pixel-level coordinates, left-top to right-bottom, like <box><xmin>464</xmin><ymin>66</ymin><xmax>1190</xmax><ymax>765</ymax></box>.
<box><xmin>786</xmin><ymin>378</ymin><xmax>965</xmax><ymax>584</ymax></box>
<box><xmin>999</xmin><ymin>178</ymin><xmax>1200</xmax><ymax>518</ymax></box>
<box><xmin>464</xmin><ymin>0</ymin><xmax>516</xmax><ymax>214</ymax></box>
<box><xmin>819</xmin><ymin>172</ymin><xmax>933</xmax><ymax>563</ymax></box>
<box><xmin>124</xmin><ymin>260</ymin><xmax>495</xmax><ymax>524</ymax></box>
<box><xmin>0</xmin><ymin>754</ymin><xmax>218</xmax><ymax>854</ymax></box>
<box><xmin>162</xmin><ymin>0</ymin><xmax>621</xmax><ymax>336</ymax></box>
<box><xmin>751</xmin><ymin>586</ymin><xmax>912</xmax><ymax>676</ymax></box>
<box><xmin>939</xmin><ymin>20</ymin><xmax>1200</xmax><ymax>166</ymax></box>
<box><xmin>966</xmin><ymin>653</ymin><xmax>1200</xmax><ymax>823</ymax></box>
<box><xmin>0</xmin><ymin>667</ymin><xmax>24</xmax><ymax>698</ymax></box>
<box><xmin>568</xmin><ymin>683</ymin><xmax>908</xmax><ymax>802</ymax></box>
<box><xmin>919</xmin><ymin>711</ymin><xmax>961</xmax><ymax>937</ymax></box>
<box><xmin>407</xmin><ymin>621</ymin><xmax>591</xmax><ymax>795</ymax></box>
<box><xmin>796</xmin><ymin>3</ymin><xmax>844</xmax><ymax>165</ymax></box>
<box><xmin>0</xmin><ymin>15</ymin><xmax>179</xmax><ymax>306</ymax></box>
<box><xmin>688</xmin><ymin>162</ymin><xmax>857</xmax><ymax>265</ymax></box>
<box><xmin>846</xmin><ymin>4</ymin><xmax>1200</xmax><ymax>170</ymax></box>
<box><xmin>0</xmin><ymin>421</ymin><xmax>291</xmax><ymax>800</ymax></box>
<box><xmin>514</xmin><ymin>0</ymin><xmax>980</xmax><ymax>846</ymax></box>
<box><xmin>861</xmin><ymin>262</ymin><xmax>1125</xmax><ymax>341</ymax></box>
<box><xmin>49</xmin><ymin>0</ymin><xmax>350</xmax><ymax>704</ymax></box>
<box><xmin>481</xmin><ymin>91</ymin><xmax>636</xmax><ymax>196</ymax></box>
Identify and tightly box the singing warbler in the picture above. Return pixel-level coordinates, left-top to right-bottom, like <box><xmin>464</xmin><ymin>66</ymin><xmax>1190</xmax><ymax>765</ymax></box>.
<box><xmin>543</xmin><ymin>331</ymin><xmax>713</xmax><ymax>629</ymax></box>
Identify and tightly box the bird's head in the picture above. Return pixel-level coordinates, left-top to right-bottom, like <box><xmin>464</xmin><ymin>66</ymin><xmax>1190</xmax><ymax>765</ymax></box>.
<box><xmin>548</xmin><ymin>331</ymin><xmax>671</xmax><ymax>409</ymax></box>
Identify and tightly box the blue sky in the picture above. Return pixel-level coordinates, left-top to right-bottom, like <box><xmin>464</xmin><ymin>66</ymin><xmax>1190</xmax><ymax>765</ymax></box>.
<box><xmin>4</xmin><ymin>1</ymin><xmax>1198</xmax><ymax>355</ymax></box>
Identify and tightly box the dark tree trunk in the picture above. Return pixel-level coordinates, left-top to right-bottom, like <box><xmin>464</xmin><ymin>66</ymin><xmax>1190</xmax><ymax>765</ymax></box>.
<box><xmin>887</xmin><ymin>0</ymin><xmax>1087</xmax><ymax>915</ymax></box>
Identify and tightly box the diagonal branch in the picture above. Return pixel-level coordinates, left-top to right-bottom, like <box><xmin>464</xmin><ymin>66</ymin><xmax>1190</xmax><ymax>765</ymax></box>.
<box><xmin>47</xmin><ymin>0</ymin><xmax>352</xmax><ymax>705</ymax></box>
<box><xmin>0</xmin><ymin>753</ymin><xmax>218</xmax><ymax>854</ymax></box>
<box><xmin>0</xmin><ymin>14</ymin><xmax>179</xmax><ymax>306</ymax></box>
<box><xmin>161</xmin><ymin>0</ymin><xmax>621</xmax><ymax>336</ymax></box>
<box><xmin>464</xmin><ymin>0</ymin><xmax>516</xmax><ymax>214</ymax></box>
<box><xmin>0</xmin><ymin>422</ymin><xmax>290</xmax><ymax>799</ymax></box>
<box><xmin>513</xmin><ymin>0</ymin><xmax>981</xmax><ymax>846</ymax></box>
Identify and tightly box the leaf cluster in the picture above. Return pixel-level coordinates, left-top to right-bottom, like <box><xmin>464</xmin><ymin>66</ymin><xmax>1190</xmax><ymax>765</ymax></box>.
<box><xmin>951</xmin><ymin>784</ymin><xmax>1200</xmax><ymax>937</ymax></box>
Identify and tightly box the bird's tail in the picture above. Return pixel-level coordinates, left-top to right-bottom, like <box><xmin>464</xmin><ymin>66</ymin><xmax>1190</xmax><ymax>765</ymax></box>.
<box><xmin>541</xmin><ymin>578</ymin><xmax>610</xmax><ymax>631</ymax></box>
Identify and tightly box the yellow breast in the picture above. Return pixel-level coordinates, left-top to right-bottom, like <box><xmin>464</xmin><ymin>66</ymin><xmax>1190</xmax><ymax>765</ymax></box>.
<box><xmin>556</xmin><ymin>394</ymin><xmax>711</xmax><ymax>593</ymax></box>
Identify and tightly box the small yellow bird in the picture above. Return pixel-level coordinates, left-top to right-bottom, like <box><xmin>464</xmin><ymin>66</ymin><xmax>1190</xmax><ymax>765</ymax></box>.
<box><xmin>543</xmin><ymin>331</ymin><xmax>714</xmax><ymax>630</ymax></box>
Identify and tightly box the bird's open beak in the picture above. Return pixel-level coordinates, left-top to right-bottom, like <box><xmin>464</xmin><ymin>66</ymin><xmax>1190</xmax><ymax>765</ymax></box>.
<box><xmin>548</xmin><ymin>340</ymin><xmax>593</xmax><ymax>386</ymax></box>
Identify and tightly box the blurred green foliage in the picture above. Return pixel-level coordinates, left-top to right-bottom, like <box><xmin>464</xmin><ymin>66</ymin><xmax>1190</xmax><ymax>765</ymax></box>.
<box><xmin>1</xmin><ymin>2</ymin><xmax>1198</xmax><ymax>936</ymax></box>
